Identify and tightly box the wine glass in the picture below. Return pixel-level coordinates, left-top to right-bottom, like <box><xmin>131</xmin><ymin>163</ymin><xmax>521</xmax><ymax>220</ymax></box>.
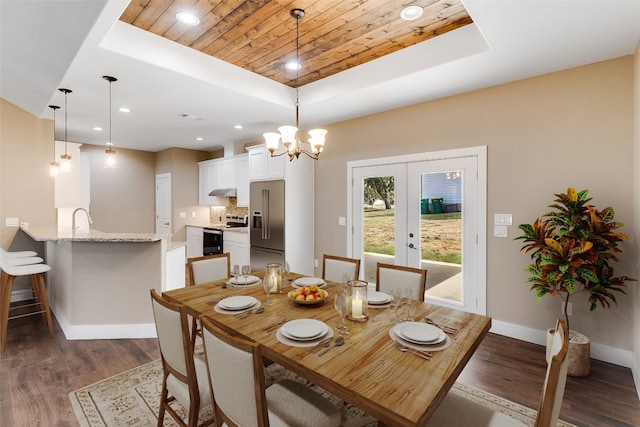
<box><xmin>241</xmin><ymin>265</ymin><xmax>250</xmax><ymax>285</ymax></box>
<box><xmin>282</xmin><ymin>261</ymin><xmax>290</xmax><ymax>287</ymax></box>
<box><xmin>341</xmin><ymin>273</ymin><xmax>351</xmax><ymax>292</ymax></box>
<box><xmin>334</xmin><ymin>292</ymin><xmax>349</xmax><ymax>335</ymax></box>
<box><xmin>402</xmin><ymin>288</ymin><xmax>415</xmax><ymax>322</ymax></box>
<box><xmin>390</xmin><ymin>288</ymin><xmax>402</xmax><ymax>323</ymax></box>
<box><xmin>263</xmin><ymin>274</ymin><xmax>273</xmax><ymax>307</ymax></box>
<box><xmin>232</xmin><ymin>264</ymin><xmax>240</xmax><ymax>285</ymax></box>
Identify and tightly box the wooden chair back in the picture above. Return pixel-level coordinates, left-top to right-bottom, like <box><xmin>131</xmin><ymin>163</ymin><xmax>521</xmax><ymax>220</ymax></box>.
<box><xmin>375</xmin><ymin>262</ymin><xmax>427</xmax><ymax>301</ymax></box>
<box><xmin>322</xmin><ymin>254</ymin><xmax>361</xmax><ymax>283</ymax></box>
<box><xmin>150</xmin><ymin>289</ymin><xmax>213</xmax><ymax>427</ymax></box>
<box><xmin>188</xmin><ymin>253</ymin><xmax>231</xmax><ymax>286</ymax></box>
<box><xmin>534</xmin><ymin>318</ymin><xmax>570</xmax><ymax>427</ymax></box>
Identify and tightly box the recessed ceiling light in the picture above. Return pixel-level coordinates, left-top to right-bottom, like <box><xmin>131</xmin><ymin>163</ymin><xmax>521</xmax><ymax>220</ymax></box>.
<box><xmin>400</xmin><ymin>5</ymin><xmax>423</xmax><ymax>21</ymax></box>
<box><xmin>93</xmin><ymin>126</ymin><xmax>103</xmax><ymax>131</ymax></box>
<box><xmin>176</xmin><ymin>12</ymin><xmax>200</xmax><ymax>26</ymax></box>
<box><xmin>234</xmin><ymin>125</ymin><xmax>243</xmax><ymax>129</ymax></box>
<box><xmin>285</xmin><ymin>60</ymin><xmax>301</xmax><ymax>71</ymax></box>
<box><xmin>195</xmin><ymin>137</ymin><xmax>204</xmax><ymax>141</ymax></box>
<box><xmin>119</xmin><ymin>107</ymin><xmax>130</xmax><ymax>113</ymax></box>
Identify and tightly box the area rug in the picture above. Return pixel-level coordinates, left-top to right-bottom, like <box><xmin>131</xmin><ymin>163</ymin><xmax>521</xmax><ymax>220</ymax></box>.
<box><xmin>70</xmin><ymin>358</ymin><xmax>576</xmax><ymax>427</ymax></box>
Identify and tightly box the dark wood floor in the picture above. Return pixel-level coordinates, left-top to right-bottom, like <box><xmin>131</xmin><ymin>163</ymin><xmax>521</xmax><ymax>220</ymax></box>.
<box><xmin>1</xmin><ymin>314</ymin><xmax>639</xmax><ymax>426</ymax></box>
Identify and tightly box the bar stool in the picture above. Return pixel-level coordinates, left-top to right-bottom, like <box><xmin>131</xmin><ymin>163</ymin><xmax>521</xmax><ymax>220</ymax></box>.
<box><xmin>0</xmin><ymin>256</ymin><xmax>54</xmax><ymax>351</ymax></box>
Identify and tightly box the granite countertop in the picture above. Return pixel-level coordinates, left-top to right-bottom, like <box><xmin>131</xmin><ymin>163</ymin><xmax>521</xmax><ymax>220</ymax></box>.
<box><xmin>188</xmin><ymin>224</ymin><xmax>249</xmax><ymax>233</ymax></box>
<box><xmin>24</xmin><ymin>226</ymin><xmax>163</xmax><ymax>243</ymax></box>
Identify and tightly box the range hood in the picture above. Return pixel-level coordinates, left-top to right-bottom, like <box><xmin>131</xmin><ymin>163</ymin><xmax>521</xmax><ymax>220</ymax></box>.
<box><xmin>208</xmin><ymin>188</ymin><xmax>237</xmax><ymax>197</ymax></box>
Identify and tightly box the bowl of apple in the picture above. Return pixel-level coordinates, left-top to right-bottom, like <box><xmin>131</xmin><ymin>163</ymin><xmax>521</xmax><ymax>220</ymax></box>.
<box><xmin>287</xmin><ymin>285</ymin><xmax>328</xmax><ymax>305</ymax></box>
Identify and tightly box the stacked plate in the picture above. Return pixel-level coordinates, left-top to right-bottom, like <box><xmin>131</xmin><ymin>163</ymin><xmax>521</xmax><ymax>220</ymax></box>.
<box><xmin>389</xmin><ymin>322</ymin><xmax>450</xmax><ymax>351</ymax></box>
<box><xmin>228</xmin><ymin>275</ymin><xmax>260</xmax><ymax>286</ymax></box>
<box><xmin>367</xmin><ymin>291</ymin><xmax>392</xmax><ymax>307</ymax></box>
<box><xmin>292</xmin><ymin>277</ymin><xmax>327</xmax><ymax>288</ymax></box>
<box><xmin>215</xmin><ymin>296</ymin><xmax>259</xmax><ymax>314</ymax></box>
<box><xmin>277</xmin><ymin>319</ymin><xmax>333</xmax><ymax>347</ymax></box>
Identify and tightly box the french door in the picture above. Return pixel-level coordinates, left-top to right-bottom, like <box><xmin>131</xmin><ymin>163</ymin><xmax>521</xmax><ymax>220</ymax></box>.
<box><xmin>348</xmin><ymin>147</ymin><xmax>486</xmax><ymax>314</ymax></box>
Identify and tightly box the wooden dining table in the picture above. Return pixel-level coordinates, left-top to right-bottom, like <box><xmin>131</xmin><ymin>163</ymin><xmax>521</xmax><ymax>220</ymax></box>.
<box><xmin>163</xmin><ymin>271</ymin><xmax>491</xmax><ymax>427</ymax></box>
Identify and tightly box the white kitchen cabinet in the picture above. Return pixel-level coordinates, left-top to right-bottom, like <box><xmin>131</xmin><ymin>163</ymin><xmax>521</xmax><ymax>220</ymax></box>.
<box><xmin>198</xmin><ymin>160</ymin><xmax>228</xmax><ymax>206</ymax></box>
<box><xmin>247</xmin><ymin>144</ymin><xmax>284</xmax><ymax>181</ymax></box>
<box><xmin>236</xmin><ymin>154</ymin><xmax>249</xmax><ymax>207</ymax></box>
<box><xmin>186</xmin><ymin>226</ymin><xmax>203</xmax><ymax>259</ymax></box>
<box><xmin>223</xmin><ymin>231</ymin><xmax>250</xmax><ymax>267</ymax></box>
<box><xmin>216</xmin><ymin>158</ymin><xmax>237</xmax><ymax>189</ymax></box>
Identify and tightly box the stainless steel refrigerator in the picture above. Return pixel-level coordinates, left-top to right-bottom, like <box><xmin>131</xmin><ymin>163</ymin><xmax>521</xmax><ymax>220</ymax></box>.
<box><xmin>250</xmin><ymin>180</ymin><xmax>285</xmax><ymax>270</ymax></box>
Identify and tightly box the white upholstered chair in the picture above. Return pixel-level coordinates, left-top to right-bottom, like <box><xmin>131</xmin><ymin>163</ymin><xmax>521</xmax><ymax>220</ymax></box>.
<box><xmin>0</xmin><ymin>254</ymin><xmax>53</xmax><ymax>351</ymax></box>
<box><xmin>187</xmin><ymin>253</ymin><xmax>231</xmax><ymax>286</ymax></box>
<box><xmin>200</xmin><ymin>316</ymin><xmax>341</xmax><ymax>427</ymax></box>
<box><xmin>427</xmin><ymin>319</ymin><xmax>570</xmax><ymax>427</ymax></box>
<box><xmin>321</xmin><ymin>254</ymin><xmax>361</xmax><ymax>283</ymax></box>
<box><xmin>150</xmin><ymin>289</ymin><xmax>214</xmax><ymax>427</ymax></box>
<box><xmin>375</xmin><ymin>262</ymin><xmax>427</xmax><ymax>301</ymax></box>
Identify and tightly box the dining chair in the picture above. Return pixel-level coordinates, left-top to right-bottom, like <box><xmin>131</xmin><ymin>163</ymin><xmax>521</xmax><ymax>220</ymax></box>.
<box><xmin>427</xmin><ymin>318</ymin><xmax>570</xmax><ymax>427</ymax></box>
<box><xmin>150</xmin><ymin>289</ymin><xmax>214</xmax><ymax>427</ymax></box>
<box><xmin>187</xmin><ymin>253</ymin><xmax>231</xmax><ymax>286</ymax></box>
<box><xmin>200</xmin><ymin>316</ymin><xmax>341</xmax><ymax>427</ymax></box>
<box><xmin>375</xmin><ymin>262</ymin><xmax>427</xmax><ymax>302</ymax></box>
<box><xmin>187</xmin><ymin>253</ymin><xmax>231</xmax><ymax>347</ymax></box>
<box><xmin>322</xmin><ymin>254</ymin><xmax>361</xmax><ymax>283</ymax></box>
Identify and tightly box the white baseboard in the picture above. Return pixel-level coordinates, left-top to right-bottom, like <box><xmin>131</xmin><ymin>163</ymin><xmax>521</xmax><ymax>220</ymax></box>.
<box><xmin>633</xmin><ymin>356</ymin><xmax>640</xmax><ymax>401</ymax></box>
<box><xmin>490</xmin><ymin>320</ymin><xmax>633</xmax><ymax>368</ymax></box>
<box><xmin>52</xmin><ymin>303</ymin><xmax>157</xmax><ymax>340</ymax></box>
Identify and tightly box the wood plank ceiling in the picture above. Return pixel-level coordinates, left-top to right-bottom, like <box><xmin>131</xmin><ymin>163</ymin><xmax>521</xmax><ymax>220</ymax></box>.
<box><xmin>120</xmin><ymin>0</ymin><xmax>472</xmax><ymax>88</ymax></box>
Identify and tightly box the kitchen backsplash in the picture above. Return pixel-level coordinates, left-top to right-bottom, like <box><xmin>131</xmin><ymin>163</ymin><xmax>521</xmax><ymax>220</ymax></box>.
<box><xmin>209</xmin><ymin>197</ymin><xmax>248</xmax><ymax>224</ymax></box>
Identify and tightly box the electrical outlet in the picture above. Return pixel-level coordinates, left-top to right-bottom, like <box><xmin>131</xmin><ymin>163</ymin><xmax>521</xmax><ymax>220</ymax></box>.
<box><xmin>20</xmin><ymin>222</ymin><xmax>29</xmax><ymax>229</ymax></box>
<box><xmin>314</xmin><ymin>259</ymin><xmax>319</xmax><ymax>268</ymax></box>
<box><xmin>494</xmin><ymin>225</ymin><xmax>507</xmax><ymax>238</ymax></box>
<box><xmin>338</xmin><ymin>216</ymin><xmax>346</xmax><ymax>226</ymax></box>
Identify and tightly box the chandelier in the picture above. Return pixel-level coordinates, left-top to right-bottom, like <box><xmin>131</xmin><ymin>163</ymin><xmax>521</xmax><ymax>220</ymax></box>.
<box><xmin>263</xmin><ymin>8</ymin><xmax>327</xmax><ymax>161</ymax></box>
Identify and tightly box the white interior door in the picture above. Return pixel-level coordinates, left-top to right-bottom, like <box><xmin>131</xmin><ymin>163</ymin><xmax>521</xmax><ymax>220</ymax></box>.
<box><xmin>348</xmin><ymin>147</ymin><xmax>486</xmax><ymax>315</ymax></box>
<box><xmin>156</xmin><ymin>173</ymin><xmax>171</xmax><ymax>237</ymax></box>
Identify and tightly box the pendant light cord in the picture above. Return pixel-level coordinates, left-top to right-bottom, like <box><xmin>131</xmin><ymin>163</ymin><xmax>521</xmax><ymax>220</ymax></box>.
<box><xmin>295</xmin><ymin>10</ymin><xmax>300</xmax><ymax>142</ymax></box>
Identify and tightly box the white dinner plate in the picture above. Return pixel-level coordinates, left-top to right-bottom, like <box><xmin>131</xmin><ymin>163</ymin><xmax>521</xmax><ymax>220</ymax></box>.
<box><xmin>388</xmin><ymin>328</ymin><xmax>451</xmax><ymax>352</ymax></box>
<box><xmin>228</xmin><ymin>275</ymin><xmax>260</xmax><ymax>285</ymax></box>
<box><xmin>368</xmin><ymin>291</ymin><xmax>391</xmax><ymax>305</ymax></box>
<box><xmin>280</xmin><ymin>319</ymin><xmax>328</xmax><ymax>341</ymax></box>
<box><xmin>218</xmin><ymin>296</ymin><xmax>258</xmax><ymax>311</ymax></box>
<box><xmin>292</xmin><ymin>277</ymin><xmax>327</xmax><ymax>288</ymax></box>
<box><xmin>394</xmin><ymin>322</ymin><xmax>445</xmax><ymax>344</ymax></box>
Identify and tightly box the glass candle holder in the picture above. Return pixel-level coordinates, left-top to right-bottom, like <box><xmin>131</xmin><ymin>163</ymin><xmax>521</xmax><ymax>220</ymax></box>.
<box><xmin>265</xmin><ymin>263</ymin><xmax>282</xmax><ymax>293</ymax></box>
<box><xmin>346</xmin><ymin>280</ymin><xmax>368</xmax><ymax>322</ymax></box>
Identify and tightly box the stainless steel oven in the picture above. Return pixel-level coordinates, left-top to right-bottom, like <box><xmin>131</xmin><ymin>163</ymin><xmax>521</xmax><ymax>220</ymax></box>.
<box><xmin>203</xmin><ymin>228</ymin><xmax>223</xmax><ymax>255</ymax></box>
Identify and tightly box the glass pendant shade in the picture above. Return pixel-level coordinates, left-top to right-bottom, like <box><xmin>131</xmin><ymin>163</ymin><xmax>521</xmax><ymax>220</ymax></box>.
<box><xmin>60</xmin><ymin>154</ymin><xmax>72</xmax><ymax>172</ymax></box>
<box><xmin>278</xmin><ymin>125</ymin><xmax>298</xmax><ymax>151</ymax></box>
<box><xmin>308</xmin><ymin>128</ymin><xmax>327</xmax><ymax>153</ymax></box>
<box><xmin>49</xmin><ymin>162</ymin><xmax>60</xmax><ymax>177</ymax></box>
<box><xmin>263</xmin><ymin>132</ymin><xmax>281</xmax><ymax>153</ymax></box>
<box><xmin>104</xmin><ymin>148</ymin><xmax>117</xmax><ymax>168</ymax></box>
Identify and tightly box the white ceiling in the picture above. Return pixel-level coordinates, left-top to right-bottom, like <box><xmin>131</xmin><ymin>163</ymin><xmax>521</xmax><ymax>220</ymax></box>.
<box><xmin>2</xmin><ymin>0</ymin><xmax>640</xmax><ymax>155</ymax></box>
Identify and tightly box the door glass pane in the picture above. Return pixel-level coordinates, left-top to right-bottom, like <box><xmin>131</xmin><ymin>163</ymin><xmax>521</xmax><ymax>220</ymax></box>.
<box><xmin>419</xmin><ymin>171</ymin><xmax>462</xmax><ymax>303</ymax></box>
<box><xmin>362</xmin><ymin>176</ymin><xmax>395</xmax><ymax>283</ymax></box>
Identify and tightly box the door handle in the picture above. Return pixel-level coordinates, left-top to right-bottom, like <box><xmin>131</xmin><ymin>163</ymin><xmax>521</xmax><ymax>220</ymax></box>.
<box><xmin>408</xmin><ymin>243</ymin><xmax>417</xmax><ymax>250</ymax></box>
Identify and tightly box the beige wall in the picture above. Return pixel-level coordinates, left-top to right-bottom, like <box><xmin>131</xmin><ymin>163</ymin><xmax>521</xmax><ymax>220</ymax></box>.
<box><xmin>0</xmin><ymin>99</ymin><xmax>55</xmax><ymax>252</ymax></box>
<box><xmin>156</xmin><ymin>147</ymin><xmax>211</xmax><ymax>242</ymax></box>
<box><xmin>81</xmin><ymin>144</ymin><xmax>156</xmax><ymax>233</ymax></box>
<box><xmin>315</xmin><ymin>56</ymin><xmax>636</xmax><ymax>351</ymax></box>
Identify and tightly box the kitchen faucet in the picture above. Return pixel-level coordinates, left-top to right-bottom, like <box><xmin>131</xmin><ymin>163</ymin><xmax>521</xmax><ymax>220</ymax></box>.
<box><xmin>72</xmin><ymin>208</ymin><xmax>94</xmax><ymax>230</ymax></box>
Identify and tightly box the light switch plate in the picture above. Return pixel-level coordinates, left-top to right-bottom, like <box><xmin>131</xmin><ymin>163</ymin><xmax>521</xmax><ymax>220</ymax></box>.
<box><xmin>5</xmin><ymin>217</ymin><xmax>18</xmax><ymax>227</ymax></box>
<box><xmin>338</xmin><ymin>216</ymin><xmax>346</xmax><ymax>226</ymax></box>
<box><xmin>179</xmin><ymin>212</ymin><xmax>186</xmax><ymax>219</ymax></box>
<box><xmin>494</xmin><ymin>225</ymin><xmax>508</xmax><ymax>238</ymax></box>
<box><xmin>494</xmin><ymin>214</ymin><xmax>512</xmax><ymax>225</ymax></box>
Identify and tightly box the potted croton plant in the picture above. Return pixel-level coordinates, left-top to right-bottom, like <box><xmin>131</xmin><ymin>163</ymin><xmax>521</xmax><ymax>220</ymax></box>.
<box><xmin>515</xmin><ymin>187</ymin><xmax>635</xmax><ymax>376</ymax></box>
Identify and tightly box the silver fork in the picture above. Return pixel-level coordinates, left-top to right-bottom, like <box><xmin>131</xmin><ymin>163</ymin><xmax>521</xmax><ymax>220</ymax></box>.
<box><xmin>424</xmin><ymin>317</ymin><xmax>457</xmax><ymax>334</ymax></box>
<box><xmin>395</xmin><ymin>343</ymin><xmax>432</xmax><ymax>360</ymax></box>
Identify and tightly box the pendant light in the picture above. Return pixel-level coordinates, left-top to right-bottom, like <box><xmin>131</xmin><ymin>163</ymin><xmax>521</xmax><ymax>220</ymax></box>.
<box><xmin>48</xmin><ymin>105</ymin><xmax>60</xmax><ymax>177</ymax></box>
<box><xmin>58</xmin><ymin>88</ymin><xmax>72</xmax><ymax>172</ymax></box>
<box><xmin>263</xmin><ymin>8</ymin><xmax>327</xmax><ymax>161</ymax></box>
<box><xmin>103</xmin><ymin>75</ymin><xmax>117</xmax><ymax>168</ymax></box>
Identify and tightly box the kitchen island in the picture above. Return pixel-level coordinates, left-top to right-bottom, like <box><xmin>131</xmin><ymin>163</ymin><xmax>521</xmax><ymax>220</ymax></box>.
<box><xmin>23</xmin><ymin>226</ymin><xmax>184</xmax><ymax>340</ymax></box>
